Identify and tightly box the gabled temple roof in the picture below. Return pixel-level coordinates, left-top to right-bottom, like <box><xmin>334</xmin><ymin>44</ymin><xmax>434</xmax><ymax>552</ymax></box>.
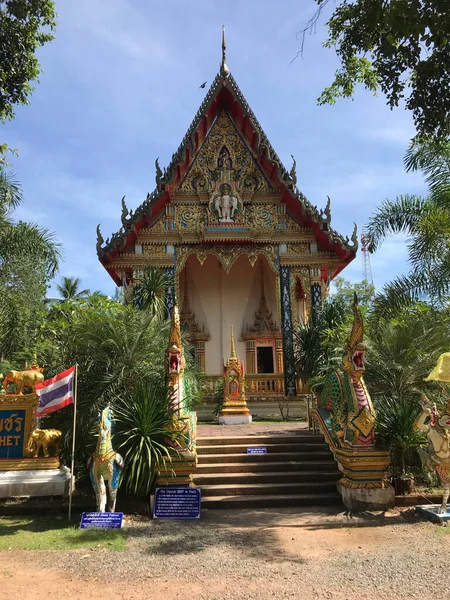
<box><xmin>97</xmin><ymin>31</ymin><xmax>357</xmax><ymax>281</ymax></box>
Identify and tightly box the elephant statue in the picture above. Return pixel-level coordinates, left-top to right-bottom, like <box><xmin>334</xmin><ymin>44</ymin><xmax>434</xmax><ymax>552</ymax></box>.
<box><xmin>3</xmin><ymin>369</ymin><xmax>44</xmax><ymax>395</ymax></box>
<box><xmin>26</xmin><ymin>429</ymin><xmax>62</xmax><ymax>458</ymax></box>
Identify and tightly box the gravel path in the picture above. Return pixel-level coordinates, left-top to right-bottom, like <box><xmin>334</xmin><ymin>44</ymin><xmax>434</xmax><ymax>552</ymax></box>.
<box><xmin>1</xmin><ymin>507</ymin><xmax>449</xmax><ymax>600</ymax></box>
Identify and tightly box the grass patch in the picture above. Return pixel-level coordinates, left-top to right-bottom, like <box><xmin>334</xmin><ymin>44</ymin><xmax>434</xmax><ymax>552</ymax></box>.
<box><xmin>0</xmin><ymin>516</ymin><xmax>126</xmax><ymax>550</ymax></box>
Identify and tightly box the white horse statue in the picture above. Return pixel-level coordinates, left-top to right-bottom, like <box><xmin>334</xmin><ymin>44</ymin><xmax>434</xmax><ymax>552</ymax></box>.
<box><xmin>414</xmin><ymin>395</ymin><xmax>450</xmax><ymax>514</ymax></box>
<box><xmin>87</xmin><ymin>407</ymin><xmax>124</xmax><ymax>512</ymax></box>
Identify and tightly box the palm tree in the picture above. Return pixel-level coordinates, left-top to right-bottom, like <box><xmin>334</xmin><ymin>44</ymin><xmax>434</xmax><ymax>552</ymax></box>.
<box><xmin>56</xmin><ymin>276</ymin><xmax>89</xmax><ymax>301</ymax></box>
<box><xmin>367</xmin><ymin>140</ymin><xmax>450</xmax><ymax>315</ymax></box>
<box><xmin>0</xmin><ymin>168</ymin><xmax>23</xmax><ymax>216</ymax></box>
<box><xmin>132</xmin><ymin>267</ymin><xmax>170</xmax><ymax>317</ymax></box>
<box><xmin>294</xmin><ymin>295</ymin><xmax>348</xmax><ymax>390</ymax></box>
<box><xmin>365</xmin><ymin>305</ymin><xmax>449</xmax><ymax>480</ymax></box>
<box><xmin>0</xmin><ymin>167</ymin><xmax>61</xmax><ymax>359</ymax></box>
<box><xmin>0</xmin><ymin>168</ymin><xmax>60</xmax><ymax>277</ymax></box>
<box><xmin>43</xmin><ymin>302</ymin><xmax>202</xmax><ymax>472</ymax></box>
<box><xmin>114</xmin><ymin>379</ymin><xmax>187</xmax><ymax>497</ymax></box>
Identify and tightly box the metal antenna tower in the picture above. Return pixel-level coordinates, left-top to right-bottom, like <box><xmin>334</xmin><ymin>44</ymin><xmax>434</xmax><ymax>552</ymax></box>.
<box><xmin>360</xmin><ymin>233</ymin><xmax>374</xmax><ymax>288</ymax></box>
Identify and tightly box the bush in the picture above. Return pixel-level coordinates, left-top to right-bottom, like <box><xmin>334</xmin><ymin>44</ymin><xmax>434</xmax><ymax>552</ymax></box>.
<box><xmin>114</xmin><ymin>378</ymin><xmax>188</xmax><ymax>497</ymax></box>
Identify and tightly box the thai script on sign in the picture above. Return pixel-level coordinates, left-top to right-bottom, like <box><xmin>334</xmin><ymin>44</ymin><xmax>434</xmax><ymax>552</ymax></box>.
<box><xmin>0</xmin><ymin>409</ymin><xmax>26</xmax><ymax>456</ymax></box>
<box><xmin>0</xmin><ymin>413</ymin><xmax>24</xmax><ymax>433</ymax></box>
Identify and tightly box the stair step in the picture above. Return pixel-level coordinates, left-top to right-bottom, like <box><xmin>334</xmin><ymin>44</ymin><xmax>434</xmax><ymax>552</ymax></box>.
<box><xmin>200</xmin><ymin>481</ymin><xmax>338</xmax><ymax>496</ymax></box>
<box><xmin>197</xmin><ymin>434</ymin><xmax>325</xmax><ymax>446</ymax></box>
<box><xmin>192</xmin><ymin>470</ymin><xmax>341</xmax><ymax>485</ymax></box>
<box><xmin>197</xmin><ymin>443</ymin><xmax>329</xmax><ymax>455</ymax></box>
<box><xmin>195</xmin><ymin>460</ymin><xmax>338</xmax><ymax>473</ymax></box>
<box><xmin>197</xmin><ymin>451</ymin><xmax>333</xmax><ymax>463</ymax></box>
<box><xmin>201</xmin><ymin>493</ymin><xmax>342</xmax><ymax>509</ymax></box>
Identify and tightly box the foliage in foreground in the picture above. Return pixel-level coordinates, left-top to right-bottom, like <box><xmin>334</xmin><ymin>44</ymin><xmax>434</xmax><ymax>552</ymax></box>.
<box><xmin>306</xmin><ymin>0</ymin><xmax>450</xmax><ymax>139</ymax></box>
<box><xmin>0</xmin><ymin>0</ymin><xmax>57</xmax><ymax>124</ymax></box>
<box><xmin>366</xmin><ymin>306</ymin><xmax>450</xmax><ymax>478</ymax></box>
<box><xmin>39</xmin><ymin>291</ymin><xmax>201</xmax><ymax>481</ymax></box>
<box><xmin>0</xmin><ymin>168</ymin><xmax>61</xmax><ymax>361</ymax></box>
<box><xmin>294</xmin><ymin>294</ymin><xmax>349</xmax><ymax>389</ymax></box>
<box><xmin>114</xmin><ymin>379</ymin><xmax>188</xmax><ymax>498</ymax></box>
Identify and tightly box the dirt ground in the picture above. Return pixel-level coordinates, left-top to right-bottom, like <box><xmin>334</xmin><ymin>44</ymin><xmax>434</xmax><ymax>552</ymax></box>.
<box><xmin>1</xmin><ymin>507</ymin><xmax>449</xmax><ymax>600</ymax></box>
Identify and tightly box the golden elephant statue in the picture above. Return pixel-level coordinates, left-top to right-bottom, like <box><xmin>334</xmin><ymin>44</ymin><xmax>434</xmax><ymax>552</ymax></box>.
<box><xmin>3</xmin><ymin>369</ymin><xmax>44</xmax><ymax>395</ymax></box>
<box><xmin>26</xmin><ymin>429</ymin><xmax>62</xmax><ymax>459</ymax></box>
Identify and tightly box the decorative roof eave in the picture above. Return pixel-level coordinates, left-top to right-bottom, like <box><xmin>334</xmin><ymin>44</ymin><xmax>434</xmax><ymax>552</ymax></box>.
<box><xmin>97</xmin><ymin>67</ymin><xmax>358</xmax><ymax>271</ymax></box>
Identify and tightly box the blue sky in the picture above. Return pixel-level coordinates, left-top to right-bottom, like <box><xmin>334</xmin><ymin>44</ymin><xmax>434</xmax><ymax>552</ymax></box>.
<box><xmin>3</xmin><ymin>0</ymin><xmax>425</xmax><ymax>297</ymax></box>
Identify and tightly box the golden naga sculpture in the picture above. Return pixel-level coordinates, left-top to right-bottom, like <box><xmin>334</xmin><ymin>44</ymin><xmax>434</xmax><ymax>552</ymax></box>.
<box><xmin>414</xmin><ymin>352</ymin><xmax>450</xmax><ymax>514</ymax></box>
<box><xmin>2</xmin><ymin>368</ymin><xmax>44</xmax><ymax>395</ymax></box>
<box><xmin>26</xmin><ymin>429</ymin><xmax>62</xmax><ymax>459</ymax></box>
<box><xmin>317</xmin><ymin>294</ymin><xmax>375</xmax><ymax>447</ymax></box>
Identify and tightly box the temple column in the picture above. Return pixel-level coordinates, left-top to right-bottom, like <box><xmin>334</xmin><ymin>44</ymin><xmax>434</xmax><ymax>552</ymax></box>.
<box><xmin>195</xmin><ymin>341</ymin><xmax>206</xmax><ymax>372</ymax></box>
<box><xmin>245</xmin><ymin>340</ymin><xmax>256</xmax><ymax>374</ymax></box>
<box><xmin>310</xmin><ymin>269</ymin><xmax>323</xmax><ymax>324</ymax></box>
<box><xmin>276</xmin><ymin>338</ymin><xmax>283</xmax><ymax>373</ymax></box>
<box><xmin>279</xmin><ymin>265</ymin><xmax>297</xmax><ymax>397</ymax></box>
<box><xmin>164</xmin><ymin>249</ymin><xmax>176</xmax><ymax>318</ymax></box>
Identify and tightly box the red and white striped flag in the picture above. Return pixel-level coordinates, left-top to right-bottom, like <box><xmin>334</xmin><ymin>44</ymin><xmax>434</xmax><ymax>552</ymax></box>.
<box><xmin>35</xmin><ymin>366</ymin><xmax>75</xmax><ymax>416</ymax></box>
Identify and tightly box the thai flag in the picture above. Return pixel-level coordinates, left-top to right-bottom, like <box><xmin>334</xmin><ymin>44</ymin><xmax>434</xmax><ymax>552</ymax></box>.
<box><xmin>35</xmin><ymin>366</ymin><xmax>76</xmax><ymax>416</ymax></box>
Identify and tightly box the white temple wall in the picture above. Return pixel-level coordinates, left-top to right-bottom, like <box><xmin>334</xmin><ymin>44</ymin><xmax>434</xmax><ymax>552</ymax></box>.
<box><xmin>180</xmin><ymin>254</ymin><xmax>278</xmax><ymax>375</ymax></box>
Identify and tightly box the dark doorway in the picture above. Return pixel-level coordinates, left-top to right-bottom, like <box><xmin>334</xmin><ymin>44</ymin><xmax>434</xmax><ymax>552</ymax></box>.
<box><xmin>257</xmin><ymin>346</ymin><xmax>274</xmax><ymax>373</ymax></box>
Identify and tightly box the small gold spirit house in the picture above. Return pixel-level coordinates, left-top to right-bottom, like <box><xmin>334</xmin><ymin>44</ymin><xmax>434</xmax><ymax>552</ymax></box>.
<box><xmin>219</xmin><ymin>326</ymin><xmax>252</xmax><ymax>425</ymax></box>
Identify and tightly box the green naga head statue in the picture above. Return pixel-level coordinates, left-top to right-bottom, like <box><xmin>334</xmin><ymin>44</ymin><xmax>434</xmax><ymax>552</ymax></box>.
<box><xmin>342</xmin><ymin>293</ymin><xmax>367</xmax><ymax>382</ymax></box>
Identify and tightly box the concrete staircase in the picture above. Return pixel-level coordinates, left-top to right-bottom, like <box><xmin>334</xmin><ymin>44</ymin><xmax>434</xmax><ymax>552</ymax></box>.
<box><xmin>193</xmin><ymin>431</ymin><xmax>342</xmax><ymax>509</ymax></box>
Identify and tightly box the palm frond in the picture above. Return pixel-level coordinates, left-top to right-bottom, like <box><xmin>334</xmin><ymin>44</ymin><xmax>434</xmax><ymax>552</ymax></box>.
<box><xmin>56</xmin><ymin>276</ymin><xmax>89</xmax><ymax>300</ymax></box>
<box><xmin>133</xmin><ymin>267</ymin><xmax>170</xmax><ymax>317</ymax></box>
<box><xmin>0</xmin><ymin>168</ymin><xmax>23</xmax><ymax>216</ymax></box>
<box><xmin>405</xmin><ymin>140</ymin><xmax>450</xmax><ymax>209</ymax></box>
<box><xmin>371</xmin><ymin>272</ymin><xmax>442</xmax><ymax>319</ymax></box>
<box><xmin>407</xmin><ymin>205</ymin><xmax>450</xmax><ymax>271</ymax></box>
<box><xmin>366</xmin><ymin>195</ymin><xmax>429</xmax><ymax>252</ymax></box>
<box><xmin>114</xmin><ymin>379</ymin><xmax>187</xmax><ymax>497</ymax></box>
<box><xmin>0</xmin><ymin>221</ymin><xmax>61</xmax><ymax>277</ymax></box>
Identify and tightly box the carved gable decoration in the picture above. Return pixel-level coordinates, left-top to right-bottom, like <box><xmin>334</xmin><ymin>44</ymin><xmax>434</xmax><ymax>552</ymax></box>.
<box><xmin>177</xmin><ymin>111</ymin><xmax>274</xmax><ymax>198</ymax></box>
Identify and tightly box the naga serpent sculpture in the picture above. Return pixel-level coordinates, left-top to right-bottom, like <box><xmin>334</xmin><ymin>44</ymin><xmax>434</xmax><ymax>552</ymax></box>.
<box><xmin>317</xmin><ymin>294</ymin><xmax>376</xmax><ymax>448</ymax></box>
<box><xmin>87</xmin><ymin>407</ymin><xmax>124</xmax><ymax>512</ymax></box>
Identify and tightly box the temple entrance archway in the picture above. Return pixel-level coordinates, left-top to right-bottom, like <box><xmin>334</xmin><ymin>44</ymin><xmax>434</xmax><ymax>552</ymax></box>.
<box><xmin>178</xmin><ymin>252</ymin><xmax>280</xmax><ymax>377</ymax></box>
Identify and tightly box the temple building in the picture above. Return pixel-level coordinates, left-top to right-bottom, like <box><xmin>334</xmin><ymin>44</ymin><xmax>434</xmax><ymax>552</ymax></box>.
<box><xmin>97</xmin><ymin>30</ymin><xmax>357</xmax><ymax>410</ymax></box>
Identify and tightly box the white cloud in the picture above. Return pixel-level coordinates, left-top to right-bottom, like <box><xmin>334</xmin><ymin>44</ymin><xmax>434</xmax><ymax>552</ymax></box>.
<box><xmin>366</xmin><ymin>125</ymin><xmax>415</xmax><ymax>146</ymax></box>
<box><xmin>4</xmin><ymin>0</ymin><xmax>431</xmax><ymax>296</ymax></box>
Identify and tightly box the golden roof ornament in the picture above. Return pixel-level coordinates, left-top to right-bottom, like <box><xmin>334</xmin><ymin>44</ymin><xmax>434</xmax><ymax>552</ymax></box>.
<box><xmin>229</xmin><ymin>325</ymin><xmax>237</xmax><ymax>362</ymax></box>
<box><xmin>169</xmin><ymin>303</ymin><xmax>182</xmax><ymax>351</ymax></box>
<box><xmin>220</xmin><ymin>25</ymin><xmax>230</xmax><ymax>78</ymax></box>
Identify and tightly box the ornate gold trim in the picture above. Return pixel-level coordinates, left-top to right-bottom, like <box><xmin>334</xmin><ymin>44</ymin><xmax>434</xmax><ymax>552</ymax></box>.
<box><xmin>176</xmin><ymin>244</ymin><xmax>278</xmax><ymax>274</ymax></box>
<box><xmin>0</xmin><ymin>457</ymin><xmax>60</xmax><ymax>471</ymax></box>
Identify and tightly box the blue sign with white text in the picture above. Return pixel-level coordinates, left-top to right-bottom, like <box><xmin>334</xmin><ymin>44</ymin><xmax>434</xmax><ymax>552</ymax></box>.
<box><xmin>0</xmin><ymin>409</ymin><xmax>26</xmax><ymax>458</ymax></box>
<box><xmin>80</xmin><ymin>512</ymin><xmax>123</xmax><ymax>529</ymax></box>
<box><xmin>247</xmin><ymin>447</ymin><xmax>267</xmax><ymax>454</ymax></box>
<box><xmin>153</xmin><ymin>487</ymin><xmax>201</xmax><ymax>519</ymax></box>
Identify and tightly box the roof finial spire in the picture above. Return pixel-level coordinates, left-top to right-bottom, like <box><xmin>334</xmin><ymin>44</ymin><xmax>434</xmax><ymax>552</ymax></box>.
<box><xmin>220</xmin><ymin>25</ymin><xmax>230</xmax><ymax>78</ymax></box>
<box><xmin>230</xmin><ymin>325</ymin><xmax>236</xmax><ymax>359</ymax></box>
